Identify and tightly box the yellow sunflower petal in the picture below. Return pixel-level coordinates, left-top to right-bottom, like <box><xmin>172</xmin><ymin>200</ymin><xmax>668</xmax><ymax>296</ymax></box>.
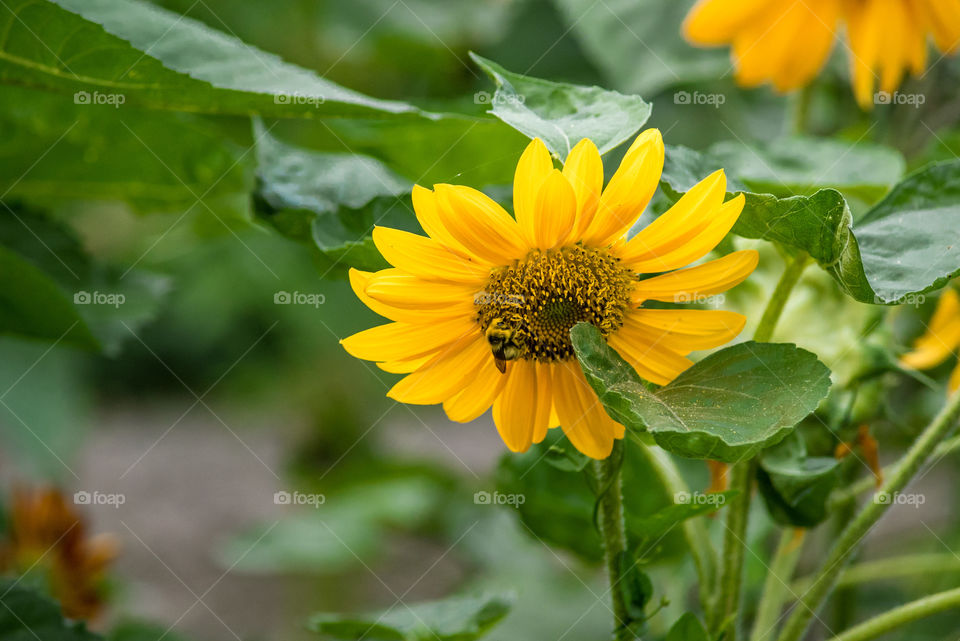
<box><xmin>377</xmin><ymin>355</ymin><xmax>434</xmax><ymax>374</ymax></box>
<box><xmin>950</xmin><ymin>360</ymin><xmax>960</xmax><ymax>394</ymax></box>
<box><xmin>563</xmin><ymin>138</ymin><xmax>604</xmax><ymax>237</ymax></box>
<box><xmin>434</xmin><ymin>184</ymin><xmax>529</xmax><ymax>264</ymax></box>
<box><xmin>625</xmin><ymin>309</ymin><xmax>747</xmax><ymax>352</ymax></box>
<box><xmin>772</xmin><ymin>0</ymin><xmax>839</xmax><ymax>91</ymax></box>
<box><xmin>514</xmin><ymin>138</ymin><xmax>554</xmax><ymax>245</ymax></box>
<box><xmin>683</xmin><ymin>0</ymin><xmax>772</xmax><ymax>45</ymax></box>
<box><xmin>621</xmin><ymin>191</ymin><xmax>745</xmax><ymax>273</ymax></box>
<box><xmin>900</xmin><ymin>290</ymin><xmax>960</xmax><ymax>370</ymax></box>
<box><xmin>341</xmin><ymin>316</ymin><xmax>477</xmax><ymax>362</ymax></box>
<box><xmin>443</xmin><ymin>357</ymin><xmax>507</xmax><ymax>422</ymax></box>
<box><xmin>533</xmin><ymin>169</ymin><xmax>578</xmax><ymax>249</ymax></box>
<box><xmin>373</xmin><ymin>226</ymin><xmax>492</xmax><ymax>282</ymax></box>
<box><xmin>388</xmin><ymin>336</ymin><xmax>490</xmax><ymax>405</ymax></box>
<box><xmin>923</xmin><ymin>0</ymin><xmax>960</xmax><ymax>53</ymax></box>
<box><xmin>630</xmin><ymin>250</ymin><xmax>759</xmax><ymax>304</ymax></box>
<box><xmin>553</xmin><ymin>363</ymin><xmax>622</xmax><ymax>459</ymax></box>
<box><xmin>349</xmin><ymin>269</ymin><xmax>474</xmax><ymax>323</ymax></box>
<box><xmin>412</xmin><ymin>185</ymin><xmax>473</xmax><ymax>256</ymax></box>
<box><xmin>492</xmin><ymin>361</ymin><xmax>539</xmax><ymax>452</ymax></box>
<box><xmin>533</xmin><ymin>361</ymin><xmax>554</xmax><ymax>444</ymax></box>
<box><xmin>608</xmin><ymin>332</ymin><xmax>694</xmax><ymax>385</ymax></box>
<box><xmin>845</xmin><ymin>0</ymin><xmax>884</xmax><ymax>108</ymax></box>
<box><xmin>584</xmin><ymin>129</ymin><xmax>664</xmax><ymax>246</ymax></box>
<box><xmin>364</xmin><ymin>269</ymin><xmax>481</xmax><ymax>310</ymax></box>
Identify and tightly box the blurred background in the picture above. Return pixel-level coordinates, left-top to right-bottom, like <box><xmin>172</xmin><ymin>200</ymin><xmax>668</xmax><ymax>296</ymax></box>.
<box><xmin>2</xmin><ymin>0</ymin><xmax>960</xmax><ymax>640</ymax></box>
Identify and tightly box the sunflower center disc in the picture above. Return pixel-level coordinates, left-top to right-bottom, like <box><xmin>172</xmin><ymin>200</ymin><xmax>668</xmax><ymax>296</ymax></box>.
<box><xmin>477</xmin><ymin>245</ymin><xmax>634</xmax><ymax>362</ymax></box>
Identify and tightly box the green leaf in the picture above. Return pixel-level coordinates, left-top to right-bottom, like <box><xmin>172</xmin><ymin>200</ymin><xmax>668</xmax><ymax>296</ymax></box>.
<box><xmin>552</xmin><ymin>0</ymin><xmax>727</xmax><ymax>96</ymax></box>
<box><xmin>1</xmin><ymin>0</ymin><xmax>425</xmax><ymax>119</ymax></box>
<box><xmin>253</xmin><ymin>123</ymin><xmax>416</xmax><ymax>273</ymax></box>
<box><xmin>0</xmin><ymin>207</ymin><xmax>169</xmax><ymax>354</ymax></box>
<box><xmin>661</xmin><ymin>146</ymin><xmax>960</xmax><ymax>305</ymax></box>
<box><xmin>666</xmin><ymin>612</ymin><xmax>709</xmax><ymax>641</ymax></box>
<box><xmin>617</xmin><ymin>551</ymin><xmax>654</xmax><ymax>622</ymax></box>
<box><xmin>0</xmin><ymin>87</ymin><xmax>252</xmax><ymax>215</ymax></box>
<box><xmin>705</xmin><ymin>137</ymin><xmax>904</xmax><ymax>202</ymax></box>
<box><xmin>757</xmin><ymin>431</ymin><xmax>841</xmax><ymax>527</ymax></box>
<box><xmin>0</xmin><ymin>581</ymin><xmax>101</xmax><ymax>641</ymax></box>
<box><xmin>572</xmin><ymin>324</ymin><xmax>832</xmax><ymax>462</ymax></box>
<box><xmin>0</xmin><ymin>246</ymin><xmax>98</xmax><ymax>348</ymax></box>
<box><xmin>469</xmin><ymin>53</ymin><xmax>652</xmax><ymax>159</ymax></box>
<box><xmin>308</xmin><ymin>592</ymin><xmax>513</xmax><ymax>641</ymax></box>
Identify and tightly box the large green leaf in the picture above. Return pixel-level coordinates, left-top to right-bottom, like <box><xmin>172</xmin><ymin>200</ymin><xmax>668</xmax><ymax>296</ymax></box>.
<box><xmin>0</xmin><ymin>207</ymin><xmax>169</xmax><ymax>354</ymax></box>
<box><xmin>705</xmin><ymin>137</ymin><xmax>904</xmax><ymax>201</ymax></box>
<box><xmin>552</xmin><ymin>0</ymin><xmax>727</xmax><ymax>96</ymax></box>
<box><xmin>0</xmin><ymin>87</ymin><xmax>251</xmax><ymax>216</ymax></box>
<box><xmin>0</xmin><ymin>0</ymin><xmax>425</xmax><ymax>119</ymax></box>
<box><xmin>0</xmin><ymin>246</ymin><xmax>97</xmax><ymax>348</ymax></box>
<box><xmin>253</xmin><ymin>123</ymin><xmax>416</xmax><ymax>273</ymax></box>
<box><xmin>757</xmin><ymin>431</ymin><xmax>841</xmax><ymax>527</ymax></box>
<box><xmin>666</xmin><ymin>612</ymin><xmax>709</xmax><ymax>641</ymax></box>
<box><xmin>308</xmin><ymin>592</ymin><xmax>513</xmax><ymax>641</ymax></box>
<box><xmin>0</xmin><ymin>581</ymin><xmax>101</xmax><ymax>641</ymax></box>
<box><xmin>572</xmin><ymin>324</ymin><xmax>832</xmax><ymax>462</ymax></box>
<box><xmin>469</xmin><ymin>53</ymin><xmax>652</xmax><ymax>159</ymax></box>
<box><xmin>661</xmin><ymin>146</ymin><xmax>960</xmax><ymax>305</ymax></box>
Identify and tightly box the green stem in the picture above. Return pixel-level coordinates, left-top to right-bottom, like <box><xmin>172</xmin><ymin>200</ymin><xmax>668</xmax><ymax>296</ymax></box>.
<box><xmin>825</xmin><ymin>587</ymin><xmax>960</xmax><ymax>641</ymax></box>
<box><xmin>593</xmin><ymin>441</ymin><xmax>630</xmax><ymax>639</ymax></box>
<box><xmin>791</xmin><ymin>85</ymin><xmax>814</xmax><ymax>136</ymax></box>
<box><xmin>639</xmin><ymin>442</ymin><xmax>719</xmax><ymax>625</ymax></box>
<box><xmin>777</xmin><ymin>388</ymin><xmax>960</xmax><ymax>641</ymax></box>
<box><xmin>792</xmin><ymin>553</ymin><xmax>960</xmax><ymax>594</ymax></box>
<box><xmin>717</xmin><ymin>461</ymin><xmax>754</xmax><ymax>640</ymax></box>
<box><xmin>754</xmin><ymin>253</ymin><xmax>810</xmax><ymax>343</ymax></box>
<box><xmin>750</xmin><ymin>530</ymin><xmax>805</xmax><ymax>641</ymax></box>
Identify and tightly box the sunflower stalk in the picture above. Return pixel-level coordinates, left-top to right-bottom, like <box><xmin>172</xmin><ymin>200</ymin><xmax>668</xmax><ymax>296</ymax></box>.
<box><xmin>825</xmin><ymin>586</ymin><xmax>960</xmax><ymax>641</ymax></box>
<box><xmin>750</xmin><ymin>529</ymin><xmax>805</xmax><ymax>641</ymax></box>
<box><xmin>776</xmin><ymin>386</ymin><xmax>960</xmax><ymax>641</ymax></box>
<box><xmin>592</xmin><ymin>440</ymin><xmax>632</xmax><ymax>640</ymax></box>
<box><xmin>715</xmin><ymin>251</ymin><xmax>811</xmax><ymax>640</ymax></box>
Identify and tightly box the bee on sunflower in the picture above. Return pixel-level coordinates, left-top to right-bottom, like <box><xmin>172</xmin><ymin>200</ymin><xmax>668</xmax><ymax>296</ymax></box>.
<box><xmin>342</xmin><ymin>130</ymin><xmax>757</xmax><ymax>459</ymax></box>
<box><xmin>0</xmin><ymin>486</ymin><xmax>118</xmax><ymax>621</ymax></box>
<box><xmin>683</xmin><ymin>0</ymin><xmax>960</xmax><ymax>108</ymax></box>
<box><xmin>900</xmin><ymin>288</ymin><xmax>960</xmax><ymax>393</ymax></box>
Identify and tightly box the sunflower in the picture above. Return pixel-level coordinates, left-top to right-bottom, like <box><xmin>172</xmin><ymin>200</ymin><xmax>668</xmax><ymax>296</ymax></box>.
<box><xmin>900</xmin><ymin>288</ymin><xmax>960</xmax><ymax>393</ymax></box>
<box><xmin>342</xmin><ymin>130</ymin><xmax>757</xmax><ymax>459</ymax></box>
<box><xmin>0</xmin><ymin>486</ymin><xmax>118</xmax><ymax>620</ymax></box>
<box><xmin>683</xmin><ymin>0</ymin><xmax>960</xmax><ymax>108</ymax></box>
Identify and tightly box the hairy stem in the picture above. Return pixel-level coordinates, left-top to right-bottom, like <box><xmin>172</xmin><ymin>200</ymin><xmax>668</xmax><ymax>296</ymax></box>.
<box><xmin>593</xmin><ymin>441</ymin><xmax>630</xmax><ymax>639</ymax></box>
<box><xmin>777</xmin><ymin>389</ymin><xmax>960</xmax><ymax>641</ymax></box>
<box><xmin>717</xmin><ymin>460</ymin><xmax>754</xmax><ymax>640</ymax></box>
<box><xmin>750</xmin><ymin>529</ymin><xmax>805</xmax><ymax>641</ymax></box>
<box><xmin>826</xmin><ymin>587</ymin><xmax>960</xmax><ymax>641</ymax></box>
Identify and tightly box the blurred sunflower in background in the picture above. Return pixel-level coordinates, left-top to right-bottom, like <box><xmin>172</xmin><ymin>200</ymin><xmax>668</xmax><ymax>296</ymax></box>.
<box><xmin>343</xmin><ymin>131</ymin><xmax>757</xmax><ymax>459</ymax></box>
<box><xmin>0</xmin><ymin>487</ymin><xmax>118</xmax><ymax>621</ymax></box>
<box><xmin>901</xmin><ymin>288</ymin><xmax>960</xmax><ymax>393</ymax></box>
<box><xmin>683</xmin><ymin>0</ymin><xmax>960</xmax><ymax>108</ymax></box>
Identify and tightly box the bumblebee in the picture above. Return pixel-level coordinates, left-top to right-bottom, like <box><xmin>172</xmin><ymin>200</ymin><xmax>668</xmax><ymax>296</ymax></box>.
<box><xmin>484</xmin><ymin>318</ymin><xmax>521</xmax><ymax>373</ymax></box>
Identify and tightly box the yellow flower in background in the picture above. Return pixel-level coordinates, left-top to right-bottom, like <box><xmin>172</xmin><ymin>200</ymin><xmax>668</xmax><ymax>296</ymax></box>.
<box><xmin>901</xmin><ymin>288</ymin><xmax>960</xmax><ymax>393</ymax></box>
<box><xmin>683</xmin><ymin>0</ymin><xmax>960</xmax><ymax>108</ymax></box>
<box><xmin>0</xmin><ymin>487</ymin><xmax>118</xmax><ymax>620</ymax></box>
<box><xmin>342</xmin><ymin>131</ymin><xmax>757</xmax><ymax>459</ymax></box>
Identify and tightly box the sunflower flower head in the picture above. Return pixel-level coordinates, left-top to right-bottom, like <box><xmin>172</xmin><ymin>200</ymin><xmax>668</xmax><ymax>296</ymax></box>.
<box><xmin>0</xmin><ymin>486</ymin><xmax>118</xmax><ymax>621</ymax></box>
<box><xmin>683</xmin><ymin>0</ymin><xmax>960</xmax><ymax>108</ymax></box>
<box><xmin>343</xmin><ymin>130</ymin><xmax>758</xmax><ymax>459</ymax></box>
<box><xmin>900</xmin><ymin>288</ymin><xmax>960</xmax><ymax>393</ymax></box>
